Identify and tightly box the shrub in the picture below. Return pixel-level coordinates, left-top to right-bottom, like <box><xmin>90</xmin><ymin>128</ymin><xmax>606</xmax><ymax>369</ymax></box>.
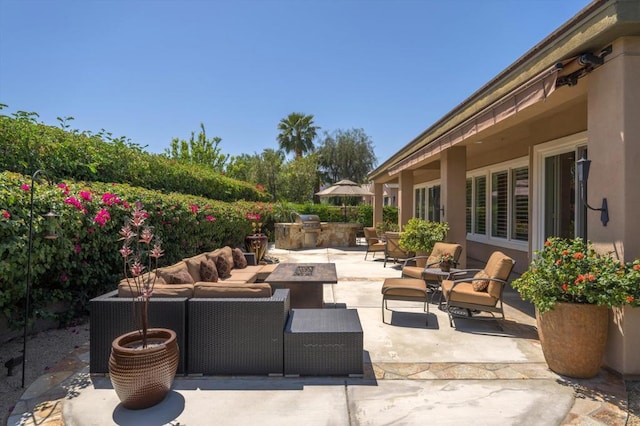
<box><xmin>398</xmin><ymin>218</ymin><xmax>449</xmax><ymax>253</ymax></box>
<box><xmin>512</xmin><ymin>237</ymin><xmax>640</xmax><ymax>313</ymax></box>
<box><xmin>0</xmin><ymin>171</ymin><xmax>275</xmax><ymax>329</ymax></box>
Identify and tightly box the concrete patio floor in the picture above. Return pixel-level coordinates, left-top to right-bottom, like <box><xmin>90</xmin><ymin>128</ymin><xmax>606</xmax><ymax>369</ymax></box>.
<box><xmin>8</xmin><ymin>245</ymin><xmax>635</xmax><ymax>425</ymax></box>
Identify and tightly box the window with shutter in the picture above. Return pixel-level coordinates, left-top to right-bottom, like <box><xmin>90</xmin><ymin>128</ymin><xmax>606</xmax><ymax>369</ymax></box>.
<box><xmin>474</xmin><ymin>176</ymin><xmax>486</xmax><ymax>235</ymax></box>
<box><xmin>492</xmin><ymin>171</ymin><xmax>508</xmax><ymax>238</ymax></box>
<box><xmin>511</xmin><ymin>167</ymin><xmax>529</xmax><ymax>241</ymax></box>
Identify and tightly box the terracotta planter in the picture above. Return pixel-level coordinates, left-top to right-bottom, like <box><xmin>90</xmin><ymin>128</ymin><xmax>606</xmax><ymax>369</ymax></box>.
<box><xmin>536</xmin><ymin>303</ymin><xmax>608</xmax><ymax>379</ymax></box>
<box><xmin>245</xmin><ymin>233</ymin><xmax>268</xmax><ymax>262</ymax></box>
<box><xmin>109</xmin><ymin>328</ymin><xmax>179</xmax><ymax>410</ymax></box>
<box><xmin>439</xmin><ymin>262</ymin><xmax>452</xmax><ymax>272</ymax></box>
<box><xmin>414</xmin><ymin>252</ymin><xmax>428</xmax><ymax>268</ymax></box>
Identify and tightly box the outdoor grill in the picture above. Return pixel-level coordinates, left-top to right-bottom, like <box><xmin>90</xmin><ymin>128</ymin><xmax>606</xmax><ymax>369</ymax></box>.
<box><xmin>295</xmin><ymin>214</ymin><xmax>321</xmax><ymax>248</ymax></box>
<box><xmin>295</xmin><ymin>214</ymin><xmax>321</xmax><ymax>231</ymax></box>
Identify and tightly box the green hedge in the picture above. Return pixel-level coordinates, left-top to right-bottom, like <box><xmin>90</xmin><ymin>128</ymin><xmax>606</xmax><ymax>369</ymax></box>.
<box><xmin>0</xmin><ymin>111</ymin><xmax>269</xmax><ymax>202</ymax></box>
<box><xmin>290</xmin><ymin>202</ymin><xmax>397</xmax><ymax>227</ymax></box>
<box><xmin>0</xmin><ymin>171</ymin><xmax>276</xmax><ymax>329</ymax></box>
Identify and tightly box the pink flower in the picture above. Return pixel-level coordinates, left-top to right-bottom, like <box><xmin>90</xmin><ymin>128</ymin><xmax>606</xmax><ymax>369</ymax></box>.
<box><xmin>190</xmin><ymin>205</ymin><xmax>199</xmax><ymax>214</ymax></box>
<box><xmin>206</xmin><ymin>215</ymin><xmax>216</xmax><ymax>222</ymax></box>
<box><xmin>2</xmin><ymin>210</ymin><xmax>9</xmax><ymax>219</ymax></box>
<box><xmin>119</xmin><ymin>245</ymin><xmax>133</xmax><ymax>258</ymax></box>
<box><xmin>87</xmin><ymin>227</ymin><xmax>95</xmax><ymax>234</ymax></box>
<box><xmin>57</xmin><ymin>183</ymin><xmax>69</xmax><ymax>195</ymax></box>
<box><xmin>123</xmin><ymin>201</ymin><xmax>130</xmax><ymax>209</ymax></box>
<box><xmin>94</xmin><ymin>208</ymin><xmax>111</xmax><ymax>227</ymax></box>
<box><xmin>60</xmin><ymin>273</ymin><xmax>68</xmax><ymax>282</ymax></box>
<box><xmin>21</xmin><ymin>184</ymin><xmax>30</xmax><ymax>191</ymax></box>
<box><xmin>130</xmin><ymin>261</ymin><xmax>145</xmax><ymax>276</ymax></box>
<box><xmin>74</xmin><ymin>244</ymin><xmax>82</xmax><ymax>254</ymax></box>
<box><xmin>102</xmin><ymin>193</ymin><xmax>122</xmax><ymax>206</ymax></box>
<box><xmin>64</xmin><ymin>197</ymin><xmax>84</xmax><ymax>211</ymax></box>
<box><xmin>79</xmin><ymin>191</ymin><xmax>92</xmax><ymax>201</ymax></box>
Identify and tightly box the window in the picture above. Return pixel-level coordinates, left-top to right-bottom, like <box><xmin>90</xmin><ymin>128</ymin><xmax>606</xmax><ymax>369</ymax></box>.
<box><xmin>413</xmin><ymin>187</ymin><xmax>427</xmax><ymax>219</ymax></box>
<box><xmin>413</xmin><ymin>183</ymin><xmax>440</xmax><ymax>222</ymax></box>
<box><xmin>474</xmin><ymin>176</ymin><xmax>486</xmax><ymax>235</ymax></box>
<box><xmin>428</xmin><ymin>185</ymin><xmax>441</xmax><ymax>222</ymax></box>
<box><xmin>466</xmin><ymin>179</ymin><xmax>472</xmax><ymax>233</ymax></box>
<box><xmin>511</xmin><ymin>167</ymin><xmax>529</xmax><ymax>241</ymax></box>
<box><xmin>466</xmin><ymin>160</ymin><xmax>528</xmax><ymax>245</ymax></box>
<box><xmin>491</xmin><ymin>171</ymin><xmax>508</xmax><ymax>238</ymax></box>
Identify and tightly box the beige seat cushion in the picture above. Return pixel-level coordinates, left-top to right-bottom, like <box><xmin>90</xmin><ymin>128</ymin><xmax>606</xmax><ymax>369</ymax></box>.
<box><xmin>227</xmin><ymin>270</ymin><xmax>257</xmax><ymax>283</ymax></box>
<box><xmin>402</xmin><ymin>265</ymin><xmax>425</xmax><ymax>279</ymax></box>
<box><xmin>381</xmin><ymin>278</ymin><xmax>428</xmax><ymax>299</ymax></box>
<box><xmin>254</xmin><ymin>263</ymin><xmax>278</xmax><ymax>281</ymax></box>
<box><xmin>118</xmin><ymin>282</ymin><xmax>194</xmax><ymax>298</ymax></box>
<box><xmin>369</xmin><ymin>242</ymin><xmax>386</xmax><ymax>251</ymax></box>
<box><xmin>193</xmin><ymin>282</ymin><xmax>272</xmax><ymax>298</ymax></box>
<box><xmin>441</xmin><ymin>280</ymin><xmax>497</xmax><ymax>306</ymax></box>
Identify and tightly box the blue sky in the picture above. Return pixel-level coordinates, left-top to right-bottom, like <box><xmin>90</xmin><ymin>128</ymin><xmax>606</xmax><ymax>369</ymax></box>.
<box><xmin>0</xmin><ymin>0</ymin><xmax>591</xmax><ymax>165</ymax></box>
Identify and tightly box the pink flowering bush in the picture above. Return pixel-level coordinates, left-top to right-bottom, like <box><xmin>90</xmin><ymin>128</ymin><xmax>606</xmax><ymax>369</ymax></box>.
<box><xmin>0</xmin><ymin>170</ymin><xmax>274</xmax><ymax>330</ymax></box>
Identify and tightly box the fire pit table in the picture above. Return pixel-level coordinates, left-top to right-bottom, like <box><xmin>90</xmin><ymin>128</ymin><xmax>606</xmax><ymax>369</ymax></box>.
<box><xmin>265</xmin><ymin>263</ymin><xmax>337</xmax><ymax>308</ymax></box>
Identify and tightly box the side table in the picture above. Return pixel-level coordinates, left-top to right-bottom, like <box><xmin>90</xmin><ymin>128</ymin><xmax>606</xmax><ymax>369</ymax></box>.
<box><xmin>284</xmin><ymin>309</ymin><xmax>363</xmax><ymax>377</ymax></box>
<box><xmin>422</xmin><ymin>267</ymin><xmax>461</xmax><ymax>307</ymax></box>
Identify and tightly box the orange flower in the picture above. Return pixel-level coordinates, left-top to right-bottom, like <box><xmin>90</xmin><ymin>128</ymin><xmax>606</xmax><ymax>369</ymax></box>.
<box><xmin>562</xmin><ymin>283</ymin><xmax>568</xmax><ymax>292</ymax></box>
<box><xmin>544</xmin><ymin>240</ymin><xmax>552</xmax><ymax>247</ymax></box>
<box><xmin>634</xmin><ymin>264</ymin><xmax>640</xmax><ymax>271</ymax></box>
<box><xmin>573</xmin><ymin>252</ymin><xmax>584</xmax><ymax>260</ymax></box>
<box><xmin>562</xmin><ymin>250</ymin><xmax>569</xmax><ymax>256</ymax></box>
<box><xmin>555</xmin><ymin>259</ymin><xmax>562</xmax><ymax>265</ymax></box>
<box><xmin>627</xmin><ymin>296</ymin><xmax>635</xmax><ymax>303</ymax></box>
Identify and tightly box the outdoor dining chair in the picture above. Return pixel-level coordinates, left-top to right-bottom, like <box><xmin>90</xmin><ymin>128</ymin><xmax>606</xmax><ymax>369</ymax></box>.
<box><xmin>363</xmin><ymin>227</ymin><xmax>386</xmax><ymax>260</ymax></box>
<box><xmin>441</xmin><ymin>251</ymin><xmax>515</xmax><ymax>327</ymax></box>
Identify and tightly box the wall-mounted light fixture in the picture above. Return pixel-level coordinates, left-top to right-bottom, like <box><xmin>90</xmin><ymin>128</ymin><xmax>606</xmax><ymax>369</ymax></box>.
<box><xmin>22</xmin><ymin>169</ymin><xmax>58</xmax><ymax>388</ymax></box>
<box><xmin>576</xmin><ymin>154</ymin><xmax>609</xmax><ymax>228</ymax></box>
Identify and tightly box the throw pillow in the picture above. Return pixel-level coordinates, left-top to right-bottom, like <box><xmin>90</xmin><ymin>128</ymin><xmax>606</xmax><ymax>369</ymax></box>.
<box><xmin>166</xmin><ymin>268</ymin><xmax>195</xmax><ymax>285</ymax></box>
<box><xmin>200</xmin><ymin>259</ymin><xmax>219</xmax><ymax>282</ymax></box>
<box><xmin>472</xmin><ymin>270</ymin><xmax>490</xmax><ymax>292</ymax></box>
<box><xmin>215</xmin><ymin>255</ymin><xmax>231</xmax><ymax>279</ymax></box>
<box><xmin>232</xmin><ymin>248</ymin><xmax>248</xmax><ymax>269</ymax></box>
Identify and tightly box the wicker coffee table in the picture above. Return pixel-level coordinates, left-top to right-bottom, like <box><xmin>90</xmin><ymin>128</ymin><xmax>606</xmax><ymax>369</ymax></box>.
<box><xmin>266</xmin><ymin>263</ymin><xmax>337</xmax><ymax>308</ymax></box>
<box><xmin>284</xmin><ymin>308</ymin><xmax>363</xmax><ymax>377</ymax></box>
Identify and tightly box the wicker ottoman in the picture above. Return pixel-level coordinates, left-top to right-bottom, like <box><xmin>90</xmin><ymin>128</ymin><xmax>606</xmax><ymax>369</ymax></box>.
<box><xmin>284</xmin><ymin>308</ymin><xmax>363</xmax><ymax>377</ymax></box>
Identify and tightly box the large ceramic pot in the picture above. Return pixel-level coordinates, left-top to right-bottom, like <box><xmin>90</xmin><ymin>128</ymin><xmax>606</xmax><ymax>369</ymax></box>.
<box><xmin>109</xmin><ymin>328</ymin><xmax>179</xmax><ymax>410</ymax></box>
<box><xmin>245</xmin><ymin>233</ymin><xmax>268</xmax><ymax>262</ymax></box>
<box><xmin>536</xmin><ymin>302</ymin><xmax>608</xmax><ymax>379</ymax></box>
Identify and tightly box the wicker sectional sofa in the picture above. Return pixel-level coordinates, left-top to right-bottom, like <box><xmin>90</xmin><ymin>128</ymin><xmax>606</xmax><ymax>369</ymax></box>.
<box><xmin>90</xmin><ymin>246</ymin><xmax>286</xmax><ymax>375</ymax></box>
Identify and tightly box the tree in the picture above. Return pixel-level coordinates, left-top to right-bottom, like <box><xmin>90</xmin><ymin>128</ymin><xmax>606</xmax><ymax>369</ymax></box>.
<box><xmin>316</xmin><ymin>128</ymin><xmax>377</xmax><ymax>184</ymax></box>
<box><xmin>254</xmin><ymin>149</ymin><xmax>285</xmax><ymax>201</ymax></box>
<box><xmin>279</xmin><ymin>154</ymin><xmax>319</xmax><ymax>203</ymax></box>
<box><xmin>226</xmin><ymin>153</ymin><xmax>260</xmax><ymax>182</ymax></box>
<box><xmin>276</xmin><ymin>112</ymin><xmax>319</xmax><ymax>158</ymax></box>
<box><xmin>164</xmin><ymin>123</ymin><xmax>228</xmax><ymax>172</ymax></box>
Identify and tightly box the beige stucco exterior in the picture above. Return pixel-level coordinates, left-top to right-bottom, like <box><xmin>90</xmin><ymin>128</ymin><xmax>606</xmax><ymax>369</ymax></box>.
<box><xmin>368</xmin><ymin>0</ymin><xmax>640</xmax><ymax>375</ymax></box>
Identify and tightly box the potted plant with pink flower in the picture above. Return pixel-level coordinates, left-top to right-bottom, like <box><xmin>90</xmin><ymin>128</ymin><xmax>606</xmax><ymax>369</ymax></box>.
<box><xmin>108</xmin><ymin>203</ymin><xmax>179</xmax><ymax>410</ymax></box>
<box><xmin>512</xmin><ymin>237</ymin><xmax>640</xmax><ymax>378</ymax></box>
<box><xmin>244</xmin><ymin>211</ymin><xmax>268</xmax><ymax>263</ymax></box>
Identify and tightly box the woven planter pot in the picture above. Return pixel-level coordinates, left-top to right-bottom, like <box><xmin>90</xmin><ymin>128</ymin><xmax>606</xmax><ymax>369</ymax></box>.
<box><xmin>109</xmin><ymin>328</ymin><xmax>179</xmax><ymax>410</ymax></box>
<box><xmin>536</xmin><ymin>302</ymin><xmax>608</xmax><ymax>379</ymax></box>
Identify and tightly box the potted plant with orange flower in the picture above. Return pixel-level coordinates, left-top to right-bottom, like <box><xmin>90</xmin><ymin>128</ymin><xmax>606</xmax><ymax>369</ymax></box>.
<box><xmin>512</xmin><ymin>237</ymin><xmax>640</xmax><ymax>378</ymax></box>
<box><xmin>109</xmin><ymin>203</ymin><xmax>180</xmax><ymax>410</ymax></box>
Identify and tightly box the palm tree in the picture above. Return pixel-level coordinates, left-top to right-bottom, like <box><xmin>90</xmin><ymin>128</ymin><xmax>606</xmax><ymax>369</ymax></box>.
<box><xmin>276</xmin><ymin>112</ymin><xmax>320</xmax><ymax>158</ymax></box>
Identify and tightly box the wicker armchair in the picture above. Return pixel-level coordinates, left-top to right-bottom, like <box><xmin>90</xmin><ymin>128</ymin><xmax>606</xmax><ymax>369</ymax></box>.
<box><xmin>187</xmin><ymin>289</ymin><xmax>291</xmax><ymax>375</ymax></box>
